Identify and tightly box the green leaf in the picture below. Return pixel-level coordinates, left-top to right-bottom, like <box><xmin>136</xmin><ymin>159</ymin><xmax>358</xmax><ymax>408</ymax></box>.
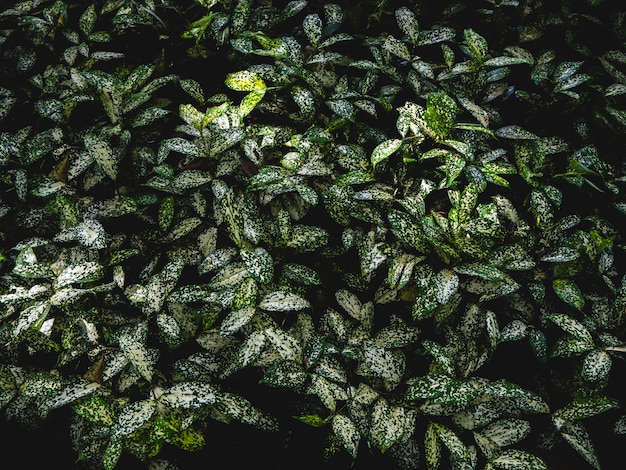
<box><xmin>40</xmin><ymin>380</ymin><xmax>100</xmax><ymax>413</ymax></box>
<box><xmin>371</xmin><ymin>138</ymin><xmax>403</xmax><ymax>168</ymax></box>
<box><xmin>547</xmin><ymin>313</ymin><xmax>594</xmax><ymax>347</ymax></box>
<box><xmin>432</xmin><ymin>422</ymin><xmax>470</xmax><ymax>464</ymax></box>
<box><xmin>552</xmin><ymin>279</ymin><xmax>585</xmax><ymax>311</ymax></box>
<box><xmin>581</xmin><ymin>349</ymin><xmax>612</xmax><ymax>382</ymax></box>
<box><xmin>434</xmin><ymin>269</ymin><xmax>459</xmax><ymax>305</ymax></box>
<box><xmin>495</xmin><ymin>126</ymin><xmax>538</xmax><ymax>140</ymax></box>
<box><xmin>482</xmin><ymin>419</ymin><xmax>531</xmax><ymax>447</ymax></box>
<box><xmin>425</xmin><ymin>91</ymin><xmax>457</xmax><ymax>140</ymax></box>
<box><xmin>556</xmin><ymin>396</ymin><xmax>618</xmax><ymax>421</ymax></box>
<box><xmin>425</xmin><ymin>422</ymin><xmax>443</xmax><ymax>470</ymax></box>
<box><xmin>369</xmin><ymin>399</ymin><xmax>416</xmax><ymax>453</ymax></box>
<box><xmin>119</xmin><ymin>334</ymin><xmax>155</xmax><ymax>382</ymax></box>
<box><xmin>395</xmin><ymin>7</ymin><xmax>420</xmax><ymax>45</ymax></box>
<box><xmin>241</xmin><ymin>247</ymin><xmax>274</xmax><ymax>284</ymax></box>
<box><xmin>553</xmin><ymin>419</ymin><xmax>601</xmax><ymax>470</ymax></box>
<box><xmin>303</xmin><ymin>13</ymin><xmax>323</xmax><ymax>46</ymax></box>
<box><xmin>79</xmin><ymin>4</ymin><xmax>97</xmax><ymax>36</ymax></box>
<box><xmin>464</xmin><ymin>28</ymin><xmax>488</xmax><ymax>62</ymax></box>
<box><xmin>259</xmin><ymin>291</ymin><xmax>310</xmax><ymax>311</ymax></box>
<box><xmin>332</xmin><ymin>414</ymin><xmax>360</xmax><ymax>458</ymax></box>
<box><xmin>84</xmin><ymin>133</ymin><xmax>119</xmax><ymax>180</ymax></box>
<box><xmin>159</xmin><ymin>196</ymin><xmax>175</xmax><ymax>232</ymax></box>
<box><xmin>113</xmin><ymin>399</ymin><xmax>157</xmax><ymax>437</ymax></box>
<box><xmin>225</xmin><ymin>70</ymin><xmax>267</xmax><ymax>92</ymax></box>
<box><xmin>488</xmin><ymin>449</ymin><xmax>547</xmax><ymax>470</ymax></box>
<box><xmin>159</xmin><ymin>382</ymin><xmax>218</xmax><ymax>409</ymax></box>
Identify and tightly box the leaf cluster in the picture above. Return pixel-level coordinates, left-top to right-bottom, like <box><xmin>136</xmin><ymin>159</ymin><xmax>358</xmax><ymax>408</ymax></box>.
<box><xmin>2</xmin><ymin>1</ymin><xmax>626</xmax><ymax>469</ymax></box>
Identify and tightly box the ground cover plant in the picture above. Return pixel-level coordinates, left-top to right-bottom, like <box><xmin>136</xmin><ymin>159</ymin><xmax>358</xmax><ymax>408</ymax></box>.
<box><xmin>1</xmin><ymin>0</ymin><xmax>626</xmax><ymax>469</ymax></box>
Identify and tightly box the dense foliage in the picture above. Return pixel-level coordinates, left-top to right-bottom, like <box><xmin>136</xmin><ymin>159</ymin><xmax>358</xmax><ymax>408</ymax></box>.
<box><xmin>2</xmin><ymin>0</ymin><xmax>626</xmax><ymax>468</ymax></box>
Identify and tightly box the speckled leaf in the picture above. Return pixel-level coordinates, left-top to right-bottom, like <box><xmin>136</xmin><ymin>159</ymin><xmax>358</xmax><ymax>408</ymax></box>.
<box><xmin>422</xmin><ymin>340</ymin><xmax>455</xmax><ymax>376</ymax></box>
<box><xmin>40</xmin><ymin>380</ymin><xmax>100</xmax><ymax>413</ymax></box>
<box><xmin>84</xmin><ymin>133</ymin><xmax>119</xmax><ymax>180</ymax></box>
<box><xmin>464</xmin><ymin>29</ymin><xmax>488</xmax><ymax>62</ymax></box>
<box><xmin>259</xmin><ymin>291</ymin><xmax>310</xmax><ymax>311</ymax></box>
<box><xmin>327</xmin><ymin>99</ymin><xmax>356</xmax><ymax>122</ymax></box>
<box><xmin>113</xmin><ymin>399</ymin><xmax>157</xmax><ymax>437</ymax></box>
<box><xmin>291</xmin><ymin>85</ymin><xmax>316</xmax><ymax>115</ymax></box>
<box><xmin>332</xmin><ymin>414</ymin><xmax>360</xmax><ymax>458</ymax></box>
<box><xmin>119</xmin><ymin>335</ymin><xmax>155</xmax><ymax>382</ymax></box>
<box><xmin>335</xmin><ymin>289</ymin><xmax>361</xmax><ymax>320</ymax></box>
<box><xmin>434</xmin><ymin>269</ymin><xmax>459</xmax><ymax>305</ymax></box>
<box><xmin>425</xmin><ymin>422</ymin><xmax>443</xmax><ymax>470</ymax></box>
<box><xmin>220</xmin><ymin>307</ymin><xmax>256</xmax><ymax>335</ymax></box>
<box><xmin>303</xmin><ymin>13</ymin><xmax>323</xmax><ymax>46</ymax></box>
<box><xmin>79</xmin><ymin>4</ymin><xmax>97</xmax><ymax>36</ymax></box>
<box><xmin>103</xmin><ymin>437</ymin><xmax>122</xmax><ymax>470</ymax></box>
<box><xmin>554</xmin><ymin>419</ymin><xmax>600</xmax><ymax>470</ymax></box>
<box><xmin>198</xmin><ymin>247</ymin><xmax>238</xmax><ymax>275</ymax></box>
<box><xmin>484</xmin><ymin>56</ymin><xmax>531</xmax><ymax>67</ymax></box>
<box><xmin>265</xmin><ymin>326</ymin><xmax>301</xmax><ymax>361</ymax></box>
<box><xmin>383</xmin><ymin>35</ymin><xmax>411</xmax><ymax>61</ymax></box>
<box><xmin>362</xmin><ymin>340</ymin><xmax>405</xmax><ymax>384</ymax></box>
<box><xmin>56</xmin><ymin>218</ymin><xmax>108</xmax><ymax>249</ymax></box>
<box><xmin>163</xmin><ymin>137</ymin><xmax>204</xmax><ymax>158</ymax></box>
<box><xmin>54</xmin><ymin>262</ymin><xmax>104</xmax><ymax>289</ymax></box>
<box><xmin>371</xmin><ymin>138</ymin><xmax>403</xmax><ymax>168</ymax></box>
<box><xmin>488</xmin><ymin>449</ymin><xmax>547</xmax><ymax>470</ymax></box>
<box><xmin>72</xmin><ymin>395</ymin><xmax>114</xmax><ymax>427</ymax></box>
<box><xmin>158</xmin><ymin>196</ymin><xmax>175</xmax><ymax>232</ymax></box>
<box><xmin>395</xmin><ymin>7</ymin><xmax>419</xmax><ymax>45</ymax></box>
<box><xmin>13</xmin><ymin>300</ymin><xmax>51</xmax><ymax>337</ymax></box>
<box><xmin>425</xmin><ymin>91</ymin><xmax>457</xmax><ymax>140</ymax></box>
<box><xmin>484</xmin><ymin>380</ymin><xmax>549</xmax><ymax>413</ymax></box>
<box><xmin>165</xmin><ymin>217</ymin><xmax>202</xmax><ymax>242</ymax></box>
<box><xmin>417</xmin><ymin>27</ymin><xmax>456</xmax><ymax>46</ymax></box>
<box><xmin>547</xmin><ymin>313</ymin><xmax>594</xmax><ymax>346</ymax></box>
<box><xmin>238</xmin><ymin>330</ymin><xmax>266</xmax><ymax>368</ymax></box>
<box><xmin>495</xmin><ymin>126</ymin><xmax>538</xmax><ymax>140</ymax></box>
<box><xmin>405</xmin><ymin>375</ymin><xmax>477</xmax><ymax>406</ymax></box>
<box><xmin>240</xmin><ymin>247</ymin><xmax>273</xmax><ymax>284</ymax></box>
<box><xmin>540</xmin><ymin>247</ymin><xmax>579</xmax><ymax>262</ymax></box>
<box><xmin>557</xmin><ymin>396</ymin><xmax>618</xmax><ymax>422</ymax></box>
<box><xmin>179</xmin><ymin>78</ymin><xmax>205</xmax><ymax>104</ymax></box>
<box><xmin>500</xmin><ymin>320</ymin><xmax>528</xmax><ymax>342</ymax></box>
<box><xmin>370</xmin><ymin>399</ymin><xmax>416</xmax><ymax>453</ymax></box>
<box><xmin>432</xmin><ymin>422</ymin><xmax>470</xmax><ymax>464</ymax></box>
<box><xmin>12</xmin><ymin>247</ymin><xmax>53</xmax><ymax>279</ymax></box>
<box><xmin>282</xmin><ymin>263</ymin><xmax>321</xmax><ymax>286</ymax></box>
<box><xmin>581</xmin><ymin>349</ymin><xmax>612</xmax><ymax>382</ymax></box>
<box><xmin>482</xmin><ymin>419</ymin><xmax>531</xmax><ymax>447</ymax></box>
<box><xmin>553</xmin><ymin>279</ymin><xmax>584</xmax><ymax>311</ymax></box>
<box><xmin>159</xmin><ymin>382</ymin><xmax>218</xmax><ymax>409</ymax></box>
<box><xmin>262</xmin><ymin>360</ymin><xmax>307</xmax><ymax>389</ymax></box>
<box><xmin>225</xmin><ymin>70</ymin><xmax>266</xmax><ymax>92</ymax></box>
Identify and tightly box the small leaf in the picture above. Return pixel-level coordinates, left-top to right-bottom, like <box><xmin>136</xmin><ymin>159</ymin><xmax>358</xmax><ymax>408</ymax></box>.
<box><xmin>552</xmin><ymin>279</ymin><xmax>585</xmax><ymax>311</ymax></box>
<box><xmin>488</xmin><ymin>449</ymin><xmax>547</xmax><ymax>470</ymax></box>
<box><xmin>259</xmin><ymin>291</ymin><xmax>310</xmax><ymax>311</ymax></box>
<box><xmin>372</xmin><ymin>139</ymin><xmax>403</xmax><ymax>167</ymax></box>
<box><xmin>395</xmin><ymin>7</ymin><xmax>420</xmax><ymax>45</ymax></box>
<box><xmin>159</xmin><ymin>382</ymin><xmax>218</xmax><ymax>409</ymax></box>
<box><xmin>495</xmin><ymin>126</ymin><xmax>538</xmax><ymax>140</ymax></box>
<box><xmin>240</xmin><ymin>247</ymin><xmax>274</xmax><ymax>284</ymax></box>
<box><xmin>581</xmin><ymin>350</ymin><xmax>612</xmax><ymax>382</ymax></box>
<box><xmin>464</xmin><ymin>28</ymin><xmax>488</xmax><ymax>62</ymax></box>
<box><xmin>332</xmin><ymin>414</ymin><xmax>360</xmax><ymax>458</ymax></box>
<box><xmin>225</xmin><ymin>70</ymin><xmax>267</xmax><ymax>91</ymax></box>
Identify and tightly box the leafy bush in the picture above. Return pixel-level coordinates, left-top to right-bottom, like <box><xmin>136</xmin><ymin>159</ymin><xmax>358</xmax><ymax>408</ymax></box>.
<box><xmin>2</xmin><ymin>0</ymin><xmax>626</xmax><ymax>469</ymax></box>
